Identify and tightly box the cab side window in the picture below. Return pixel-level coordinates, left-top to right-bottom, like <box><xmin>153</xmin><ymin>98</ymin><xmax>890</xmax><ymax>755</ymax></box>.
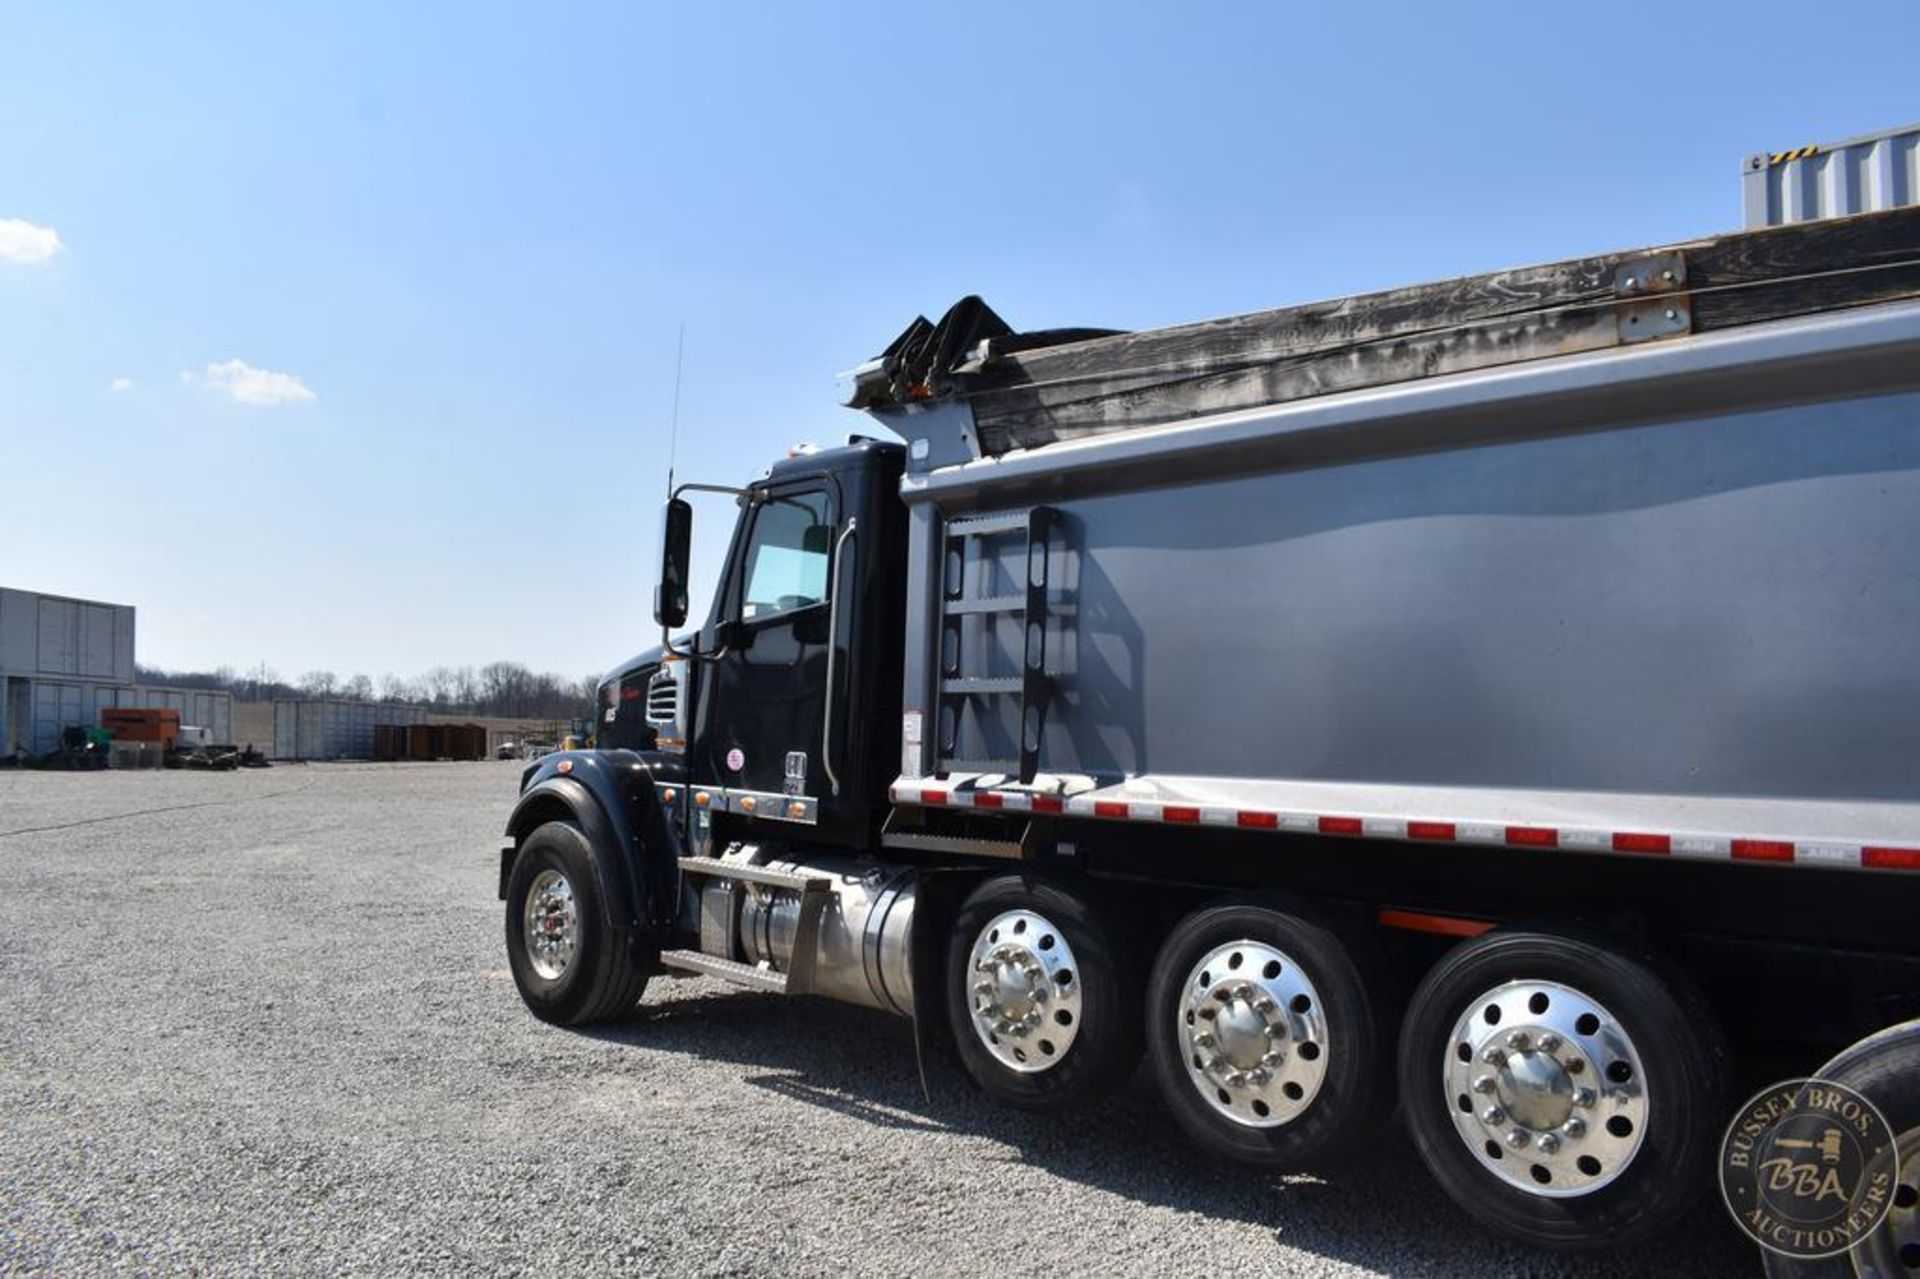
<box><xmin>740</xmin><ymin>490</ymin><xmax>832</xmax><ymax>620</ymax></box>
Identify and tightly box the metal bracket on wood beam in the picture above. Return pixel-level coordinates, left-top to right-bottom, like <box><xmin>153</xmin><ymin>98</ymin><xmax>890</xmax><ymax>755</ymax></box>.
<box><xmin>1614</xmin><ymin>251</ymin><xmax>1692</xmax><ymax>344</ymax></box>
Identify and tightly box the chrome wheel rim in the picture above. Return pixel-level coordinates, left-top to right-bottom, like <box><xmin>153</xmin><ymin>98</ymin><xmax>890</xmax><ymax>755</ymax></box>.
<box><xmin>1178</xmin><ymin>940</ymin><xmax>1329</xmax><ymax>1128</ymax></box>
<box><xmin>523</xmin><ymin>869</ymin><xmax>579</xmax><ymax>980</ymax></box>
<box><xmin>965</xmin><ymin>909</ymin><xmax>1082</xmax><ymax>1073</ymax></box>
<box><xmin>1846</xmin><ymin>1123</ymin><xmax>1918</xmax><ymax>1276</ymax></box>
<box><xmin>1443</xmin><ymin>979</ymin><xmax>1649</xmax><ymax>1197</ymax></box>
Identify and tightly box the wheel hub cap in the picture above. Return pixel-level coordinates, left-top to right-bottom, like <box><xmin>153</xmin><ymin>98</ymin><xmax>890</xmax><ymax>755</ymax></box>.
<box><xmin>1497</xmin><ymin>1049</ymin><xmax>1575</xmax><ymax>1131</ymax></box>
<box><xmin>522</xmin><ymin>869</ymin><xmax>579</xmax><ymax>981</ymax></box>
<box><xmin>966</xmin><ymin>909</ymin><xmax>1082</xmax><ymax>1073</ymax></box>
<box><xmin>1178</xmin><ymin>941</ymin><xmax>1328</xmax><ymax>1129</ymax></box>
<box><xmin>1443</xmin><ymin>979</ymin><xmax>1649</xmax><ymax>1198</ymax></box>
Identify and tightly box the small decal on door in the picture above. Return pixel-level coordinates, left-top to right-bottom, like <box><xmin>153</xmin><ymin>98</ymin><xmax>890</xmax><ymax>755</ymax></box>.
<box><xmin>784</xmin><ymin>752</ymin><xmax>807</xmax><ymax>796</ymax></box>
<box><xmin>726</xmin><ymin>747</ymin><xmax>745</xmax><ymax>771</ymax></box>
<box><xmin>902</xmin><ymin>712</ymin><xmax>923</xmax><ymax>746</ymax></box>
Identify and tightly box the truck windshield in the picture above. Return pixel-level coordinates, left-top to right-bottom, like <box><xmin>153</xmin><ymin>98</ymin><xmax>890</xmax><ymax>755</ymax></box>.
<box><xmin>741</xmin><ymin>490</ymin><xmax>832</xmax><ymax>618</ymax></box>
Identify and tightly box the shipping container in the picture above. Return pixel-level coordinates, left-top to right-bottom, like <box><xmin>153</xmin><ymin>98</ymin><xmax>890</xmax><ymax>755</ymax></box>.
<box><xmin>0</xmin><ymin>588</ymin><xmax>135</xmax><ymax>683</ymax></box>
<box><xmin>271</xmin><ymin>699</ymin><xmax>426</xmax><ymax>760</ymax></box>
<box><xmin>1744</xmin><ymin>120</ymin><xmax>1920</xmax><ymax>228</ymax></box>
<box><xmin>3</xmin><ymin>679</ymin><xmax>231</xmax><ymax>755</ymax></box>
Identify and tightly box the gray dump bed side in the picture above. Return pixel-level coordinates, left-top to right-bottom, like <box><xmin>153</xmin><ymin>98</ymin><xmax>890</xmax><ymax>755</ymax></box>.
<box><xmin>870</xmin><ymin>298</ymin><xmax>1920</xmax><ymax>872</ymax></box>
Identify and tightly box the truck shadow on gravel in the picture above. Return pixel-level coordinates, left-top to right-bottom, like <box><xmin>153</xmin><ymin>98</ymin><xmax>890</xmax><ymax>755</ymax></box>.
<box><xmin>579</xmin><ymin>985</ymin><xmax>1754</xmax><ymax>1278</ymax></box>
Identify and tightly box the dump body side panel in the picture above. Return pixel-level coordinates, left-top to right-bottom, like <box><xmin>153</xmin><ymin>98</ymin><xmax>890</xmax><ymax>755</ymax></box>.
<box><xmin>897</xmin><ymin>303</ymin><xmax>1920</xmax><ymax>823</ymax></box>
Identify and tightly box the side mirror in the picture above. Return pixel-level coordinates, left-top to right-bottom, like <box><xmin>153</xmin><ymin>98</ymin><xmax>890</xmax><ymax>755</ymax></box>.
<box><xmin>654</xmin><ymin>497</ymin><xmax>691</xmax><ymax>629</ymax></box>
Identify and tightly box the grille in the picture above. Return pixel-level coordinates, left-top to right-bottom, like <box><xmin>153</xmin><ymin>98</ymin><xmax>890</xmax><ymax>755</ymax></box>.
<box><xmin>646</xmin><ymin>667</ymin><xmax>680</xmax><ymax>727</ymax></box>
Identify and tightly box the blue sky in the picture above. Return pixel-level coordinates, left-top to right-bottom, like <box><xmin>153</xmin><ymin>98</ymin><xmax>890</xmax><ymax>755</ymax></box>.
<box><xmin>3</xmin><ymin>1</ymin><xmax>1916</xmax><ymax>684</ymax></box>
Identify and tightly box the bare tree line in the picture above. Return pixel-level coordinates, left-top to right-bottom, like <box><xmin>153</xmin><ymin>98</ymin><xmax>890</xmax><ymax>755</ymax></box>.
<box><xmin>135</xmin><ymin>661</ymin><xmax>602</xmax><ymax>720</ymax></box>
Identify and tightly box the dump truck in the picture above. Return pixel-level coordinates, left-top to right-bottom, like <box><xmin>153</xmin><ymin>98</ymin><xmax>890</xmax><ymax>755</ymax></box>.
<box><xmin>500</xmin><ymin>133</ymin><xmax>1920</xmax><ymax>1259</ymax></box>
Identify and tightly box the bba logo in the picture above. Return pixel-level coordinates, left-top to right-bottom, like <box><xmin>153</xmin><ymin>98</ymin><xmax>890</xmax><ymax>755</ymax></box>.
<box><xmin>1719</xmin><ymin>1077</ymin><xmax>1900</xmax><ymax>1260</ymax></box>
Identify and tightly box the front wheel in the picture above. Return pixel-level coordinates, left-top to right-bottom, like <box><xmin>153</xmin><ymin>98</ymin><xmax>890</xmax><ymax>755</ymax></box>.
<box><xmin>504</xmin><ymin>819</ymin><xmax>649</xmax><ymax>1025</ymax></box>
<box><xmin>944</xmin><ymin>875</ymin><xmax>1142</xmax><ymax>1110</ymax></box>
<box><xmin>1399</xmin><ymin>928</ymin><xmax>1728</xmax><ymax>1250</ymax></box>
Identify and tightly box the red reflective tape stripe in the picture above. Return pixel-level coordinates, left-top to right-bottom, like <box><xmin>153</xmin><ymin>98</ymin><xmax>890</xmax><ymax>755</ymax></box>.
<box><xmin>1505</xmin><ymin>826</ymin><xmax>1558</xmax><ymax>848</ymax></box>
<box><xmin>1732</xmin><ymin>839</ymin><xmax>1794</xmax><ymax>863</ymax></box>
<box><xmin>1163</xmin><ymin>806</ymin><xmax>1200</xmax><ymax>824</ymax></box>
<box><xmin>971</xmin><ymin>792</ymin><xmax>1003</xmax><ymax>810</ymax></box>
<box><xmin>920</xmin><ymin>789</ymin><xmax>948</xmax><ymax>806</ymax></box>
<box><xmin>1864</xmin><ymin>846</ymin><xmax>1920</xmax><ymax>871</ymax></box>
<box><xmin>1093</xmin><ymin>801</ymin><xmax>1129</xmax><ymax>819</ymax></box>
<box><xmin>1237</xmin><ymin>811</ymin><xmax>1278</xmax><ymax>829</ymax></box>
<box><xmin>1031</xmin><ymin>795</ymin><xmax>1064</xmax><ymax>815</ymax></box>
<box><xmin>1611</xmin><ymin>832</ymin><xmax>1671</xmax><ymax>855</ymax></box>
<box><xmin>1378</xmin><ymin>908</ymin><xmax>1495</xmax><ymax>939</ymax></box>
<box><xmin>1318</xmin><ymin>816</ymin><xmax>1363</xmax><ymax>836</ymax></box>
<box><xmin>1408</xmin><ymin>821</ymin><xmax>1456</xmax><ymax>842</ymax></box>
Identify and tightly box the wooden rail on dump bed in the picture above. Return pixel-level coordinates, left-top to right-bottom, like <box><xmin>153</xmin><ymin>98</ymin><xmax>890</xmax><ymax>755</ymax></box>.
<box><xmin>852</xmin><ymin>206</ymin><xmax>1920</xmax><ymax>456</ymax></box>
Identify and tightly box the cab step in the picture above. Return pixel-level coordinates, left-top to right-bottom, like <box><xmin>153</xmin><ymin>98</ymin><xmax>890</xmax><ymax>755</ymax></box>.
<box><xmin>661</xmin><ymin>857</ymin><xmax>834</xmax><ymax>995</ymax></box>
<box><xmin>675</xmin><ymin>857</ymin><xmax>829</xmax><ymax>895</ymax></box>
<box><xmin>657</xmin><ymin>950</ymin><xmax>792</xmax><ymax>994</ymax></box>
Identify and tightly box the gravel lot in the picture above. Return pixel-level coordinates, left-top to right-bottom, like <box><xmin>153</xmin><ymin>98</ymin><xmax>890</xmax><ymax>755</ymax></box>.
<box><xmin>1</xmin><ymin>763</ymin><xmax>1759</xmax><ymax>1277</ymax></box>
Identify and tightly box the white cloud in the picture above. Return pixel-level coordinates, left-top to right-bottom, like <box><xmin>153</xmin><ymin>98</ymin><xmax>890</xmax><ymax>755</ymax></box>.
<box><xmin>184</xmin><ymin>358</ymin><xmax>317</xmax><ymax>407</ymax></box>
<box><xmin>0</xmin><ymin>218</ymin><xmax>61</xmax><ymax>264</ymax></box>
<box><xmin>108</xmin><ymin>376</ymin><xmax>135</xmax><ymax>393</ymax></box>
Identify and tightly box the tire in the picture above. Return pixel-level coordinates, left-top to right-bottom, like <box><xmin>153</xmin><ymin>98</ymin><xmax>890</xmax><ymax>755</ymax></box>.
<box><xmin>504</xmin><ymin>819</ymin><xmax>649</xmax><ymax>1026</ymax></box>
<box><xmin>1760</xmin><ymin>1018</ymin><xmax>1920</xmax><ymax>1279</ymax></box>
<box><xmin>943</xmin><ymin>875</ymin><xmax>1142</xmax><ymax>1110</ymax></box>
<box><xmin>1399</xmin><ymin>928</ymin><xmax>1728</xmax><ymax>1250</ymax></box>
<box><xmin>1145</xmin><ymin>901</ymin><xmax>1396</xmax><ymax>1169</ymax></box>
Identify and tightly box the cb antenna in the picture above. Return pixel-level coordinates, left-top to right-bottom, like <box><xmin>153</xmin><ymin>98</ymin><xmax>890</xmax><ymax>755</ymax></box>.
<box><xmin>666</xmin><ymin>322</ymin><xmax>685</xmax><ymax>497</ymax></box>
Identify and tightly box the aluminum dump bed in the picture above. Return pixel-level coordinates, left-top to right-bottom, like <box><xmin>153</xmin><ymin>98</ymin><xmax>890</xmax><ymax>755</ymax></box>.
<box><xmin>858</xmin><ymin>208</ymin><xmax>1920</xmax><ymax>874</ymax></box>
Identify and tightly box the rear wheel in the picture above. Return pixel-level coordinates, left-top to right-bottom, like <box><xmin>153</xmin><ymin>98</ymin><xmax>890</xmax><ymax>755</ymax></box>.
<box><xmin>1145</xmin><ymin>902</ymin><xmax>1395</xmax><ymax>1168</ymax></box>
<box><xmin>505</xmin><ymin>820</ymin><xmax>649</xmax><ymax>1025</ymax></box>
<box><xmin>1399</xmin><ymin>929</ymin><xmax>1727</xmax><ymax>1250</ymax></box>
<box><xmin>1760</xmin><ymin>1019</ymin><xmax>1920</xmax><ymax>1279</ymax></box>
<box><xmin>944</xmin><ymin>875</ymin><xmax>1141</xmax><ymax>1110</ymax></box>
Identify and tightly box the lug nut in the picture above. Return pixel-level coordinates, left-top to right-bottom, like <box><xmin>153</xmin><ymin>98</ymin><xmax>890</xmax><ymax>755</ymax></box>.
<box><xmin>1193</xmin><ymin>1032</ymin><xmax>1216</xmax><ymax>1049</ymax></box>
<box><xmin>1536</xmin><ymin>1133</ymin><xmax>1561</xmax><ymax>1155</ymax></box>
<box><xmin>1261</xmin><ymin>1050</ymin><xmax>1286</xmax><ymax>1067</ymax></box>
<box><xmin>1505</xmin><ymin>1030</ymin><xmax>1531</xmax><ymax>1052</ymax></box>
<box><xmin>1536</xmin><ymin>1033</ymin><xmax>1562</xmax><ymax>1054</ymax></box>
<box><xmin>1506</xmin><ymin>1129</ymin><xmax>1531</xmax><ymax>1150</ymax></box>
<box><xmin>1563</xmin><ymin>1118</ymin><xmax>1586</xmax><ymax>1140</ymax></box>
<box><xmin>1253</xmin><ymin>996</ymin><xmax>1277</xmax><ymax>1014</ymax></box>
<box><xmin>1471</xmin><ymin>1074</ymin><xmax>1498</xmax><ymax>1094</ymax></box>
<box><xmin>1482</xmin><ymin>1045</ymin><xmax>1507</xmax><ymax>1066</ymax></box>
<box><xmin>1481</xmin><ymin>1106</ymin><xmax>1506</xmax><ymax>1126</ymax></box>
<box><xmin>1572</xmin><ymin>1087</ymin><xmax>1597</xmax><ymax>1109</ymax></box>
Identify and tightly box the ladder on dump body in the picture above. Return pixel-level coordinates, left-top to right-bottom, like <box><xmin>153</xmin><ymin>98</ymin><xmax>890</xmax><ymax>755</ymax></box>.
<box><xmin>935</xmin><ymin>506</ymin><xmax>1058</xmax><ymax>785</ymax></box>
<box><xmin>658</xmin><ymin>859</ymin><xmax>832</xmax><ymax>994</ymax></box>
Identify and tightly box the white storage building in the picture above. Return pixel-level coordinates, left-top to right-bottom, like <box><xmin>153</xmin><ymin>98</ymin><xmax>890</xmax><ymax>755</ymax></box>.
<box><xmin>1</xmin><ymin>587</ymin><xmax>233</xmax><ymax>755</ymax></box>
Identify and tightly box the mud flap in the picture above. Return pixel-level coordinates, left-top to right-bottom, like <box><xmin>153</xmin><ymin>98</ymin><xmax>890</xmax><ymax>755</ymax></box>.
<box><xmin>908</xmin><ymin>867</ymin><xmax>980</xmax><ymax>1102</ymax></box>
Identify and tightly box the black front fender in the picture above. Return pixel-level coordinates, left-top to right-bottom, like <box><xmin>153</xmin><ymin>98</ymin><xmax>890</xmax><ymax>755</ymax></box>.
<box><xmin>501</xmin><ymin>750</ymin><xmax>686</xmax><ymax>936</ymax></box>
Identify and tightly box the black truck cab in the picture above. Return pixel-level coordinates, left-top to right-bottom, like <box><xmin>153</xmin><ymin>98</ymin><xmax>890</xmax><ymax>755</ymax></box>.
<box><xmin>664</xmin><ymin>437</ymin><xmax>906</xmax><ymax>851</ymax></box>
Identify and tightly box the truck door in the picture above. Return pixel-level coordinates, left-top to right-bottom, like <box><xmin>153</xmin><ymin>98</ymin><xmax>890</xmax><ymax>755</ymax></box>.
<box><xmin>697</xmin><ymin>479</ymin><xmax>841</xmax><ymax>816</ymax></box>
